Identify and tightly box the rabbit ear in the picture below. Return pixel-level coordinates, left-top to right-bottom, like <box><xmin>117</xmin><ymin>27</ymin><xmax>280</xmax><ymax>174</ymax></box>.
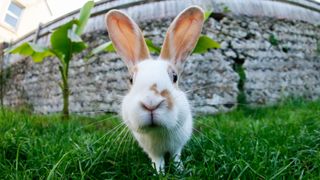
<box><xmin>105</xmin><ymin>10</ymin><xmax>150</xmax><ymax>71</ymax></box>
<box><xmin>160</xmin><ymin>6</ymin><xmax>204</xmax><ymax>70</ymax></box>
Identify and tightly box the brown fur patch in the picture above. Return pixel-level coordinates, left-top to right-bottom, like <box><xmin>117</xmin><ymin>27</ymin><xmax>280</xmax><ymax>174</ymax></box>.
<box><xmin>160</xmin><ymin>89</ymin><xmax>173</xmax><ymax>110</ymax></box>
<box><xmin>149</xmin><ymin>84</ymin><xmax>174</xmax><ymax>110</ymax></box>
<box><xmin>150</xmin><ymin>83</ymin><xmax>159</xmax><ymax>94</ymax></box>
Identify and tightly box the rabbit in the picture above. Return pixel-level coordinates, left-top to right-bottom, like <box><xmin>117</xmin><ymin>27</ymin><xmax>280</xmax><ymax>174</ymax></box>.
<box><xmin>105</xmin><ymin>6</ymin><xmax>204</xmax><ymax>173</ymax></box>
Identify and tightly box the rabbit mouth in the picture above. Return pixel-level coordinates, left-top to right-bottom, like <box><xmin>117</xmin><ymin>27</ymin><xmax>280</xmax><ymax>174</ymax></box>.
<box><xmin>140</xmin><ymin>112</ymin><xmax>164</xmax><ymax>129</ymax></box>
<box><xmin>147</xmin><ymin>123</ymin><xmax>160</xmax><ymax>128</ymax></box>
<box><xmin>139</xmin><ymin>122</ymin><xmax>162</xmax><ymax>131</ymax></box>
<box><xmin>146</xmin><ymin>113</ymin><xmax>161</xmax><ymax>128</ymax></box>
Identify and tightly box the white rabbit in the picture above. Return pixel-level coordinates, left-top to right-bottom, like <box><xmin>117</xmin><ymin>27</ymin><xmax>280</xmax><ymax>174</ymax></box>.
<box><xmin>105</xmin><ymin>6</ymin><xmax>204</xmax><ymax>173</ymax></box>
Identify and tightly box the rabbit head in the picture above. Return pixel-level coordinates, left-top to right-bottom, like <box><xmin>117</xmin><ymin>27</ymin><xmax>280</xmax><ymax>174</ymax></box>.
<box><xmin>105</xmin><ymin>6</ymin><xmax>204</xmax><ymax>132</ymax></box>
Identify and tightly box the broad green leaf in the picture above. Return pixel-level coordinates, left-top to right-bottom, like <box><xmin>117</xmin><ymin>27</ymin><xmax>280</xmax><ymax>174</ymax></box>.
<box><xmin>68</xmin><ymin>29</ymin><xmax>82</xmax><ymax>42</ymax></box>
<box><xmin>75</xmin><ymin>1</ymin><xmax>94</xmax><ymax>35</ymax></box>
<box><xmin>51</xmin><ymin>20</ymin><xmax>77</xmax><ymax>60</ymax></box>
<box><xmin>145</xmin><ymin>38</ymin><xmax>161</xmax><ymax>54</ymax></box>
<box><xmin>204</xmin><ymin>10</ymin><xmax>213</xmax><ymax>21</ymax></box>
<box><xmin>6</xmin><ymin>42</ymin><xmax>54</xmax><ymax>63</ymax></box>
<box><xmin>91</xmin><ymin>41</ymin><xmax>115</xmax><ymax>55</ymax></box>
<box><xmin>86</xmin><ymin>41</ymin><xmax>114</xmax><ymax>61</ymax></box>
<box><xmin>192</xmin><ymin>35</ymin><xmax>221</xmax><ymax>54</ymax></box>
<box><xmin>104</xmin><ymin>41</ymin><xmax>115</xmax><ymax>52</ymax></box>
<box><xmin>51</xmin><ymin>20</ymin><xmax>87</xmax><ymax>63</ymax></box>
<box><xmin>67</xmin><ymin>29</ymin><xmax>87</xmax><ymax>52</ymax></box>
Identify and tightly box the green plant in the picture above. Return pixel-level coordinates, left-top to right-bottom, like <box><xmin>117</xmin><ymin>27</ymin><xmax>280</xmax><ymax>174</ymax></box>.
<box><xmin>269</xmin><ymin>34</ymin><xmax>279</xmax><ymax>47</ymax></box>
<box><xmin>192</xmin><ymin>35</ymin><xmax>221</xmax><ymax>53</ymax></box>
<box><xmin>222</xmin><ymin>5</ymin><xmax>231</xmax><ymax>14</ymax></box>
<box><xmin>6</xmin><ymin>1</ymin><xmax>94</xmax><ymax>120</ymax></box>
<box><xmin>234</xmin><ymin>63</ymin><xmax>246</xmax><ymax>106</ymax></box>
<box><xmin>204</xmin><ymin>10</ymin><xmax>213</xmax><ymax>21</ymax></box>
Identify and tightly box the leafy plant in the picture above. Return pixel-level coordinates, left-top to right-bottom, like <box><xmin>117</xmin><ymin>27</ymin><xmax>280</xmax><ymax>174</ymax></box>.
<box><xmin>269</xmin><ymin>34</ymin><xmax>279</xmax><ymax>47</ymax></box>
<box><xmin>222</xmin><ymin>5</ymin><xmax>231</xmax><ymax>14</ymax></box>
<box><xmin>145</xmin><ymin>38</ymin><xmax>161</xmax><ymax>54</ymax></box>
<box><xmin>282</xmin><ymin>46</ymin><xmax>289</xmax><ymax>53</ymax></box>
<box><xmin>6</xmin><ymin>1</ymin><xmax>94</xmax><ymax>120</ymax></box>
<box><xmin>192</xmin><ymin>35</ymin><xmax>221</xmax><ymax>53</ymax></box>
<box><xmin>234</xmin><ymin>63</ymin><xmax>246</xmax><ymax>106</ymax></box>
<box><xmin>204</xmin><ymin>10</ymin><xmax>213</xmax><ymax>21</ymax></box>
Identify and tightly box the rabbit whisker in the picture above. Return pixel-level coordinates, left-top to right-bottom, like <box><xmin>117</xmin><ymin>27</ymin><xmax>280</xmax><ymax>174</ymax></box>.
<box><xmin>93</xmin><ymin>122</ymin><xmax>125</xmax><ymax>145</ymax></box>
<box><xmin>114</xmin><ymin>128</ymin><xmax>131</xmax><ymax>160</ymax></box>
<box><xmin>106</xmin><ymin>125</ymin><xmax>128</xmax><ymax>152</ymax></box>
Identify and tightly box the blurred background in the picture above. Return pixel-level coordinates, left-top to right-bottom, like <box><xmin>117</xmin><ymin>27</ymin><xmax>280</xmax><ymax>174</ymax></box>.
<box><xmin>0</xmin><ymin>1</ymin><xmax>319</xmax><ymax>178</ymax></box>
<box><xmin>0</xmin><ymin>0</ymin><xmax>320</xmax><ymax>43</ymax></box>
<box><xmin>0</xmin><ymin>0</ymin><xmax>319</xmax><ymax>115</ymax></box>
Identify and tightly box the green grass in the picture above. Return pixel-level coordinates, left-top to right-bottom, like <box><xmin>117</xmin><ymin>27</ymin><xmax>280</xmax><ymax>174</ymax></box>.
<box><xmin>0</xmin><ymin>99</ymin><xmax>319</xmax><ymax>179</ymax></box>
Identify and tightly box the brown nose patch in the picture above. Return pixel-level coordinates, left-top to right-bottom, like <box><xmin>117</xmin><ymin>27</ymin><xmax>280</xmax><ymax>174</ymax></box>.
<box><xmin>160</xmin><ymin>89</ymin><xmax>173</xmax><ymax>110</ymax></box>
<box><xmin>150</xmin><ymin>84</ymin><xmax>159</xmax><ymax>94</ymax></box>
<box><xmin>149</xmin><ymin>84</ymin><xmax>173</xmax><ymax>110</ymax></box>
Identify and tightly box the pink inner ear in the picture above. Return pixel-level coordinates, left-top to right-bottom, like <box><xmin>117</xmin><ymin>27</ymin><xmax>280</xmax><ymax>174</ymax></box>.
<box><xmin>109</xmin><ymin>17</ymin><xmax>138</xmax><ymax>62</ymax></box>
<box><xmin>173</xmin><ymin>17</ymin><xmax>201</xmax><ymax>61</ymax></box>
<box><xmin>160</xmin><ymin>7</ymin><xmax>204</xmax><ymax>64</ymax></box>
<box><xmin>106</xmin><ymin>10</ymin><xmax>150</xmax><ymax>67</ymax></box>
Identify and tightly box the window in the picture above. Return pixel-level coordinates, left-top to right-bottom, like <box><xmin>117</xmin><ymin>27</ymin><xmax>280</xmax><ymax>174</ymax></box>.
<box><xmin>4</xmin><ymin>2</ymin><xmax>23</xmax><ymax>29</ymax></box>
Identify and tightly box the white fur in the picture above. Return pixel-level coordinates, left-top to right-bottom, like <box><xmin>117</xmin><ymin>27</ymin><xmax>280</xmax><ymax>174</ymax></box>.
<box><xmin>121</xmin><ymin>60</ymin><xmax>192</xmax><ymax>172</ymax></box>
<box><xmin>105</xmin><ymin>5</ymin><xmax>204</xmax><ymax>173</ymax></box>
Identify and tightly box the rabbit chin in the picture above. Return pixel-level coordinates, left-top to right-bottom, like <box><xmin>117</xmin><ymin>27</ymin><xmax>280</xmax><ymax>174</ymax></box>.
<box><xmin>133</xmin><ymin>109</ymin><xmax>178</xmax><ymax>133</ymax></box>
<box><xmin>139</xmin><ymin>109</ymin><xmax>177</xmax><ymax>131</ymax></box>
<box><xmin>122</xmin><ymin>98</ymin><xmax>178</xmax><ymax>133</ymax></box>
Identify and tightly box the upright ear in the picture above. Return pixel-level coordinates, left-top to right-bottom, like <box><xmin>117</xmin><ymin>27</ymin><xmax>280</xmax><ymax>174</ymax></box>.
<box><xmin>105</xmin><ymin>10</ymin><xmax>150</xmax><ymax>72</ymax></box>
<box><xmin>160</xmin><ymin>6</ymin><xmax>204</xmax><ymax>70</ymax></box>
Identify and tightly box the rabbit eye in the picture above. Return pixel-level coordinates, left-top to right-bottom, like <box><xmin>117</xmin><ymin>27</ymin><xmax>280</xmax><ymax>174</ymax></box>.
<box><xmin>172</xmin><ymin>72</ymin><xmax>178</xmax><ymax>83</ymax></box>
<box><xmin>129</xmin><ymin>77</ymin><xmax>133</xmax><ymax>84</ymax></box>
<box><xmin>168</xmin><ymin>65</ymin><xmax>178</xmax><ymax>83</ymax></box>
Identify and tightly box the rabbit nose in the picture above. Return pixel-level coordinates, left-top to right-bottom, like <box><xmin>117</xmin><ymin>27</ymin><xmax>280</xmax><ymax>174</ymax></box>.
<box><xmin>141</xmin><ymin>100</ymin><xmax>164</xmax><ymax>112</ymax></box>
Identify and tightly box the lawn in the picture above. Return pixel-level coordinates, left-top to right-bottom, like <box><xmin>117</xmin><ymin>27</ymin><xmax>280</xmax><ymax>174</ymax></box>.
<box><xmin>0</xmin><ymin>99</ymin><xmax>319</xmax><ymax>179</ymax></box>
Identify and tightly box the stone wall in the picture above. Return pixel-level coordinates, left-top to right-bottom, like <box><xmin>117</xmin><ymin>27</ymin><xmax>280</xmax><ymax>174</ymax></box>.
<box><xmin>3</xmin><ymin>14</ymin><xmax>320</xmax><ymax>115</ymax></box>
<box><xmin>211</xmin><ymin>16</ymin><xmax>320</xmax><ymax>105</ymax></box>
